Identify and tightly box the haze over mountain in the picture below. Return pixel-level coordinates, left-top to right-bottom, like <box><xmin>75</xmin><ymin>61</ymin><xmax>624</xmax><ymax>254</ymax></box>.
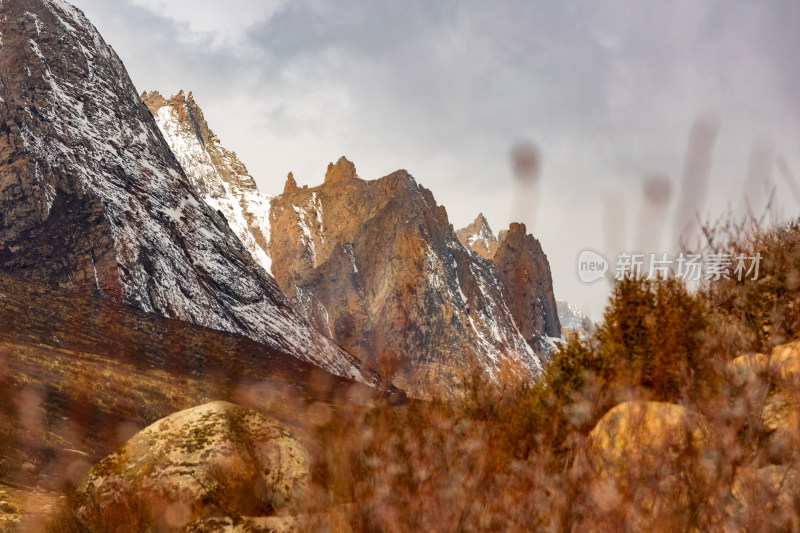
<box><xmin>68</xmin><ymin>0</ymin><xmax>800</xmax><ymax>324</ymax></box>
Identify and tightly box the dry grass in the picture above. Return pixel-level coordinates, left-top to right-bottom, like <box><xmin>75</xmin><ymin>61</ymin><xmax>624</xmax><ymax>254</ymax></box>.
<box><xmin>287</xmin><ymin>217</ymin><xmax>800</xmax><ymax>532</ymax></box>
<box><xmin>16</xmin><ymin>217</ymin><xmax>800</xmax><ymax>532</ymax></box>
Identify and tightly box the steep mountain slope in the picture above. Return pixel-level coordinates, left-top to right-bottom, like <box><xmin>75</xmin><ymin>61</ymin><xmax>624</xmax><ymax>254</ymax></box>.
<box><xmin>0</xmin><ymin>0</ymin><xmax>365</xmax><ymax>381</ymax></box>
<box><xmin>457</xmin><ymin>216</ymin><xmax>562</xmax><ymax>351</ymax></box>
<box><xmin>269</xmin><ymin>157</ymin><xmax>543</xmax><ymax>396</ymax></box>
<box><xmin>141</xmin><ymin>90</ymin><xmax>272</xmax><ymax>274</ymax></box>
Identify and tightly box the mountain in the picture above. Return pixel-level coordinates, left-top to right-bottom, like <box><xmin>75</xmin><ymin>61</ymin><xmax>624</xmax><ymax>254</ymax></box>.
<box><xmin>455</xmin><ymin>213</ymin><xmax>499</xmax><ymax>260</ymax></box>
<box><xmin>457</xmin><ymin>216</ymin><xmax>562</xmax><ymax>351</ymax></box>
<box><xmin>141</xmin><ymin>90</ymin><xmax>272</xmax><ymax>274</ymax></box>
<box><xmin>493</xmin><ymin>222</ymin><xmax>561</xmax><ymax>349</ymax></box>
<box><xmin>268</xmin><ymin>157</ymin><xmax>545</xmax><ymax>396</ymax></box>
<box><xmin>0</xmin><ymin>0</ymin><xmax>365</xmax><ymax>382</ymax></box>
<box><xmin>557</xmin><ymin>300</ymin><xmax>594</xmax><ymax>335</ymax></box>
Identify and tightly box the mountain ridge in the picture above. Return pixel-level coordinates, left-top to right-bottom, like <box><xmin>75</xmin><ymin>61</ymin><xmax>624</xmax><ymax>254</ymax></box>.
<box><xmin>268</xmin><ymin>157</ymin><xmax>548</xmax><ymax>396</ymax></box>
<box><xmin>141</xmin><ymin>90</ymin><xmax>273</xmax><ymax>274</ymax></box>
<box><xmin>0</xmin><ymin>0</ymin><xmax>367</xmax><ymax>383</ymax></box>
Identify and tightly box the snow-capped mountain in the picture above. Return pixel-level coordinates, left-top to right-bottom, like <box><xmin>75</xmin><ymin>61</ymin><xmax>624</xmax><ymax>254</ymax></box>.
<box><xmin>142</xmin><ymin>90</ymin><xmax>273</xmax><ymax>274</ymax></box>
<box><xmin>557</xmin><ymin>300</ymin><xmax>594</xmax><ymax>335</ymax></box>
<box><xmin>0</xmin><ymin>0</ymin><xmax>366</xmax><ymax>383</ymax></box>
<box><xmin>268</xmin><ymin>157</ymin><xmax>555</xmax><ymax>396</ymax></box>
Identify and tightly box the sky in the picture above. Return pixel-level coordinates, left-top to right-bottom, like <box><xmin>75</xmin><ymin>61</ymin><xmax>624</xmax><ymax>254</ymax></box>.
<box><xmin>71</xmin><ymin>0</ymin><xmax>800</xmax><ymax>321</ymax></box>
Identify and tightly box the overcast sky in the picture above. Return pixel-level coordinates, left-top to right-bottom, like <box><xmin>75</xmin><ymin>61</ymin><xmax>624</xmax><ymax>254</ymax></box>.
<box><xmin>71</xmin><ymin>0</ymin><xmax>800</xmax><ymax>320</ymax></box>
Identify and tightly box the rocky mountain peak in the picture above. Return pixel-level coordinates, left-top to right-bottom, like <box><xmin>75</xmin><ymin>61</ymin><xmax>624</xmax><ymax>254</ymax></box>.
<box><xmin>0</xmin><ymin>0</ymin><xmax>367</xmax><ymax>383</ymax></box>
<box><xmin>494</xmin><ymin>222</ymin><xmax>561</xmax><ymax>346</ymax></box>
<box><xmin>285</xmin><ymin>172</ymin><xmax>298</xmax><ymax>193</ymax></box>
<box><xmin>456</xmin><ymin>212</ymin><xmax>499</xmax><ymax>260</ymax></box>
<box><xmin>140</xmin><ymin>89</ymin><xmax>166</xmax><ymax>109</ymax></box>
<box><xmin>325</xmin><ymin>156</ymin><xmax>358</xmax><ymax>184</ymax></box>
<box><xmin>506</xmin><ymin>221</ymin><xmax>526</xmax><ymax>236</ymax></box>
<box><xmin>557</xmin><ymin>300</ymin><xmax>594</xmax><ymax>335</ymax></box>
<box><xmin>269</xmin><ymin>162</ymin><xmax>550</xmax><ymax>396</ymax></box>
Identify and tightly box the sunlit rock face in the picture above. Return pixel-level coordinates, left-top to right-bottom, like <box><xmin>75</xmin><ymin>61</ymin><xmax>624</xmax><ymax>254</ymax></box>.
<box><xmin>269</xmin><ymin>157</ymin><xmax>552</xmax><ymax>397</ymax></box>
<box><xmin>456</xmin><ymin>213</ymin><xmax>499</xmax><ymax>261</ymax></box>
<box><xmin>0</xmin><ymin>0</ymin><xmax>367</xmax><ymax>383</ymax></box>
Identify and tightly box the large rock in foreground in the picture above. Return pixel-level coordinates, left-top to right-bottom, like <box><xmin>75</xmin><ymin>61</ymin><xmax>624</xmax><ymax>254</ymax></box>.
<box><xmin>729</xmin><ymin>340</ymin><xmax>800</xmax><ymax>461</ymax></box>
<box><xmin>588</xmin><ymin>401</ymin><xmax>706</xmax><ymax>478</ymax></box>
<box><xmin>76</xmin><ymin>402</ymin><xmax>309</xmax><ymax>531</ymax></box>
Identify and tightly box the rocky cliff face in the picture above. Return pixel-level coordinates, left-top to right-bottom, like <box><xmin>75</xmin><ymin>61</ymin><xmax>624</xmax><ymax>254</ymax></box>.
<box><xmin>269</xmin><ymin>157</ymin><xmax>543</xmax><ymax>396</ymax></box>
<box><xmin>457</xmin><ymin>216</ymin><xmax>562</xmax><ymax>352</ymax></box>
<box><xmin>0</xmin><ymin>0</ymin><xmax>365</xmax><ymax>382</ymax></box>
<box><xmin>141</xmin><ymin>90</ymin><xmax>273</xmax><ymax>274</ymax></box>
<box><xmin>493</xmin><ymin>223</ymin><xmax>561</xmax><ymax>349</ymax></box>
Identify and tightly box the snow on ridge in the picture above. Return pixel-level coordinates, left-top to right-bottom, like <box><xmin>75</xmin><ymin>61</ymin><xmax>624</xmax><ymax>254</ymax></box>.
<box><xmin>288</xmin><ymin>192</ymin><xmax>326</xmax><ymax>268</ymax></box>
<box><xmin>425</xmin><ymin>239</ymin><xmax>542</xmax><ymax>378</ymax></box>
<box><xmin>5</xmin><ymin>0</ymin><xmax>367</xmax><ymax>384</ymax></box>
<box><xmin>151</xmin><ymin>103</ymin><xmax>274</xmax><ymax>275</ymax></box>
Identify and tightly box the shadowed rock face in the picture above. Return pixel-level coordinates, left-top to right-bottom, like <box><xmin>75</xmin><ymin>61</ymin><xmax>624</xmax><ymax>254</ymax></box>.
<box><xmin>0</xmin><ymin>0</ymin><xmax>366</xmax><ymax>382</ymax></box>
<box><xmin>457</xmin><ymin>216</ymin><xmax>561</xmax><ymax>351</ymax></box>
<box><xmin>270</xmin><ymin>157</ymin><xmax>546</xmax><ymax>397</ymax></box>
<box><xmin>493</xmin><ymin>223</ymin><xmax>561</xmax><ymax>346</ymax></box>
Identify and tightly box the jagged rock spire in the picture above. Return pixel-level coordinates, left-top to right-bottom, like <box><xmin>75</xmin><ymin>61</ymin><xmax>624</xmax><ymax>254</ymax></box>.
<box><xmin>284</xmin><ymin>172</ymin><xmax>298</xmax><ymax>193</ymax></box>
<box><xmin>325</xmin><ymin>156</ymin><xmax>358</xmax><ymax>184</ymax></box>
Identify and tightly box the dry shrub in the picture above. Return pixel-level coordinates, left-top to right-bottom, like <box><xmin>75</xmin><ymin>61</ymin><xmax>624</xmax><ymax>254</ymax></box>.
<box><xmin>293</xmin><ymin>218</ymin><xmax>800</xmax><ymax>532</ymax></box>
<box><xmin>38</xmin><ymin>217</ymin><xmax>800</xmax><ymax>531</ymax></box>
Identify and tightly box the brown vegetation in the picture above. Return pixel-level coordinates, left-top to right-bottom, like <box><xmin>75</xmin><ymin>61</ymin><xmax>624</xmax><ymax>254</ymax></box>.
<box><xmin>289</xmin><ymin>217</ymin><xmax>800</xmax><ymax>532</ymax></box>
<box><xmin>33</xmin><ymin>217</ymin><xmax>800</xmax><ymax>531</ymax></box>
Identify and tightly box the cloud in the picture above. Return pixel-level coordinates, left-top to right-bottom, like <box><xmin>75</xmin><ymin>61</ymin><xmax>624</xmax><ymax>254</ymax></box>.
<box><xmin>70</xmin><ymin>0</ymin><xmax>800</xmax><ymax>319</ymax></box>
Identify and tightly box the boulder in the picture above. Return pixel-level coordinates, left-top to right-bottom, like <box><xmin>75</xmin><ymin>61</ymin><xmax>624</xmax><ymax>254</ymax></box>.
<box><xmin>76</xmin><ymin>402</ymin><xmax>310</xmax><ymax>530</ymax></box>
<box><xmin>729</xmin><ymin>340</ymin><xmax>800</xmax><ymax>384</ymax></box>
<box><xmin>588</xmin><ymin>401</ymin><xmax>706</xmax><ymax>477</ymax></box>
<box><xmin>729</xmin><ymin>340</ymin><xmax>800</xmax><ymax>460</ymax></box>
